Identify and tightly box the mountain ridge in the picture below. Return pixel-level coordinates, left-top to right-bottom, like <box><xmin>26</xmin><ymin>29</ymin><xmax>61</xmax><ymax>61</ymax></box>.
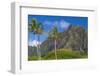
<box><xmin>28</xmin><ymin>25</ymin><xmax>88</xmax><ymax>56</ymax></box>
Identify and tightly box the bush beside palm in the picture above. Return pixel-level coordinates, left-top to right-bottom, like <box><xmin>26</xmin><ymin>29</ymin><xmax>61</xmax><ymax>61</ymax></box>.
<box><xmin>43</xmin><ymin>49</ymin><xmax>87</xmax><ymax>60</ymax></box>
<box><xmin>28</xmin><ymin>48</ymin><xmax>87</xmax><ymax>60</ymax></box>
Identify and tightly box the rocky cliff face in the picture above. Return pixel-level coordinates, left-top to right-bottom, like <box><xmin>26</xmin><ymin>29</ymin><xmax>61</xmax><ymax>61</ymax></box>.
<box><xmin>41</xmin><ymin>25</ymin><xmax>88</xmax><ymax>54</ymax></box>
<box><xmin>28</xmin><ymin>25</ymin><xmax>88</xmax><ymax>56</ymax></box>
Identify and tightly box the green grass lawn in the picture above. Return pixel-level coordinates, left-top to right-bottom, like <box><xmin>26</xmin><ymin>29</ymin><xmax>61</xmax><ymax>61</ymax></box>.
<box><xmin>28</xmin><ymin>49</ymin><xmax>88</xmax><ymax>61</ymax></box>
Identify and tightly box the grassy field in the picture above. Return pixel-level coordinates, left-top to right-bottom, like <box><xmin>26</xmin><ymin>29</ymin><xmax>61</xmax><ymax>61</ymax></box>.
<box><xmin>28</xmin><ymin>49</ymin><xmax>88</xmax><ymax>61</ymax></box>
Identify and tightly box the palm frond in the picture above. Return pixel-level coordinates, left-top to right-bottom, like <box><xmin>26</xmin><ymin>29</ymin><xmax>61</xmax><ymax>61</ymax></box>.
<box><xmin>48</xmin><ymin>26</ymin><xmax>60</xmax><ymax>40</ymax></box>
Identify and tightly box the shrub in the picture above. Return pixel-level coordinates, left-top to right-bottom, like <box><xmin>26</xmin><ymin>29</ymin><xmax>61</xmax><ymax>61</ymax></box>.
<box><xmin>28</xmin><ymin>49</ymin><xmax>88</xmax><ymax>60</ymax></box>
<box><xmin>43</xmin><ymin>49</ymin><xmax>87</xmax><ymax>60</ymax></box>
<box><xmin>28</xmin><ymin>56</ymin><xmax>38</xmax><ymax>61</ymax></box>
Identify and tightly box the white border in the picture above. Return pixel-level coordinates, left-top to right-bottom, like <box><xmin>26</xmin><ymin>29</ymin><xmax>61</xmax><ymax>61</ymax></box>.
<box><xmin>11</xmin><ymin>2</ymin><xmax>97</xmax><ymax>74</ymax></box>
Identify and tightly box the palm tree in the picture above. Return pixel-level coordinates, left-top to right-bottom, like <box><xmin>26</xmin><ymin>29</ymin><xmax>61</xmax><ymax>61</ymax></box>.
<box><xmin>28</xmin><ymin>19</ymin><xmax>43</xmax><ymax>60</ymax></box>
<box><xmin>36</xmin><ymin>23</ymin><xmax>43</xmax><ymax>60</ymax></box>
<box><xmin>49</xmin><ymin>26</ymin><xmax>60</xmax><ymax>59</ymax></box>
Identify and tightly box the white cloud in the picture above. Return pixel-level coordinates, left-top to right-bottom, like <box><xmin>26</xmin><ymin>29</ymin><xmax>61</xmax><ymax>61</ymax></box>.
<box><xmin>43</xmin><ymin>20</ymin><xmax>59</xmax><ymax>26</ymax></box>
<box><xmin>60</xmin><ymin>20</ymin><xmax>70</xmax><ymax>29</ymax></box>
<box><xmin>43</xmin><ymin>20</ymin><xmax>52</xmax><ymax>26</ymax></box>
<box><xmin>43</xmin><ymin>20</ymin><xmax>70</xmax><ymax>30</ymax></box>
<box><xmin>53</xmin><ymin>21</ymin><xmax>59</xmax><ymax>26</ymax></box>
<box><xmin>28</xmin><ymin>40</ymin><xmax>41</xmax><ymax>47</ymax></box>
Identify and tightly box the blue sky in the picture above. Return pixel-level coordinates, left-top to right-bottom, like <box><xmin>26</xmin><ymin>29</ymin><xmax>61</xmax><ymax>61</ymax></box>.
<box><xmin>28</xmin><ymin>15</ymin><xmax>88</xmax><ymax>46</ymax></box>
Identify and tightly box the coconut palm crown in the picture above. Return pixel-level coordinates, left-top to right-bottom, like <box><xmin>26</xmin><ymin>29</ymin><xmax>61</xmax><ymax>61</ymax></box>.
<box><xmin>28</xmin><ymin>19</ymin><xmax>43</xmax><ymax>60</ymax></box>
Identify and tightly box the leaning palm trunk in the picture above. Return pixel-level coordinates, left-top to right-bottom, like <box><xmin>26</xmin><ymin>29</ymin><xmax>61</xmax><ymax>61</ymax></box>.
<box><xmin>38</xmin><ymin>44</ymin><xmax>41</xmax><ymax>60</ymax></box>
<box><xmin>54</xmin><ymin>40</ymin><xmax>57</xmax><ymax>59</ymax></box>
<box><xmin>80</xmin><ymin>39</ymin><xmax>84</xmax><ymax>53</ymax></box>
<box><xmin>34</xmin><ymin>34</ymin><xmax>39</xmax><ymax>60</ymax></box>
<box><xmin>37</xmin><ymin>35</ymin><xmax>41</xmax><ymax>60</ymax></box>
<box><xmin>37</xmin><ymin>44</ymin><xmax>41</xmax><ymax>60</ymax></box>
<box><xmin>80</xmin><ymin>45</ymin><xmax>84</xmax><ymax>53</ymax></box>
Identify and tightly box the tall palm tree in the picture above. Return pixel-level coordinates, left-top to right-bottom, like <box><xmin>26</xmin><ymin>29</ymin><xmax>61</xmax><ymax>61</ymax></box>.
<box><xmin>28</xmin><ymin>19</ymin><xmax>43</xmax><ymax>60</ymax></box>
<box><xmin>36</xmin><ymin>23</ymin><xmax>43</xmax><ymax>60</ymax></box>
<box><xmin>49</xmin><ymin>26</ymin><xmax>60</xmax><ymax>59</ymax></box>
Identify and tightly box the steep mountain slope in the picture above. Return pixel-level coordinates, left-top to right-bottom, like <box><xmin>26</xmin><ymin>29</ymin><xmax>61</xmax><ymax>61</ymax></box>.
<box><xmin>28</xmin><ymin>25</ymin><xmax>88</xmax><ymax>56</ymax></box>
<box><xmin>40</xmin><ymin>25</ymin><xmax>88</xmax><ymax>55</ymax></box>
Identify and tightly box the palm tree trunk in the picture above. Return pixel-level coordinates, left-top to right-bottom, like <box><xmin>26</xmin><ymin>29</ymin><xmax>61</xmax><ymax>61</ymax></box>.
<box><xmin>54</xmin><ymin>40</ymin><xmax>57</xmax><ymax>60</ymax></box>
<box><xmin>34</xmin><ymin>34</ymin><xmax>36</xmax><ymax>55</ymax></box>
<box><xmin>80</xmin><ymin>45</ymin><xmax>84</xmax><ymax>53</ymax></box>
<box><xmin>80</xmin><ymin>40</ymin><xmax>84</xmax><ymax>53</ymax></box>
<box><xmin>37</xmin><ymin>34</ymin><xmax>41</xmax><ymax>60</ymax></box>
<box><xmin>34</xmin><ymin>34</ymin><xmax>39</xmax><ymax>59</ymax></box>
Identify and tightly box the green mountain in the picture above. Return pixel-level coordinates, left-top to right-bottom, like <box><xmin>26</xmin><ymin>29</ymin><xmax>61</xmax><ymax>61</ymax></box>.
<box><xmin>28</xmin><ymin>25</ymin><xmax>88</xmax><ymax>57</ymax></box>
<box><xmin>40</xmin><ymin>25</ymin><xmax>87</xmax><ymax>55</ymax></box>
